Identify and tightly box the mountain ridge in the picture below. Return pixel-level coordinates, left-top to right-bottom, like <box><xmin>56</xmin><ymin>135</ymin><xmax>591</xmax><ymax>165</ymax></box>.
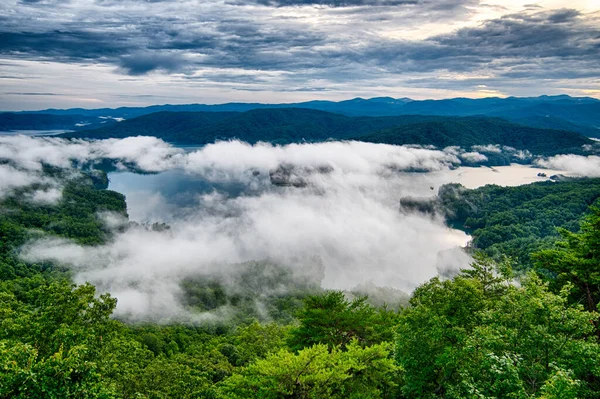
<box><xmin>6</xmin><ymin>95</ymin><xmax>599</xmax><ymax>138</ymax></box>
<box><xmin>59</xmin><ymin>108</ymin><xmax>596</xmax><ymax>160</ymax></box>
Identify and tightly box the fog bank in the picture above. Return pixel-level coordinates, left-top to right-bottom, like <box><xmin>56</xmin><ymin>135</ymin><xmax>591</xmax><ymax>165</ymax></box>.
<box><xmin>7</xmin><ymin>136</ymin><xmax>596</xmax><ymax>321</ymax></box>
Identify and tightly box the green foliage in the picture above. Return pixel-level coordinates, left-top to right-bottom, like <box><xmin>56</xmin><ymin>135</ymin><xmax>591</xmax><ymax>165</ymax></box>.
<box><xmin>218</xmin><ymin>341</ymin><xmax>399</xmax><ymax>399</ymax></box>
<box><xmin>432</xmin><ymin>178</ymin><xmax>600</xmax><ymax>267</ymax></box>
<box><xmin>0</xmin><ymin>280</ymin><xmax>120</xmax><ymax>398</ymax></box>
<box><xmin>0</xmin><ymin>341</ymin><xmax>117</xmax><ymax>399</ymax></box>
<box><xmin>534</xmin><ymin>206</ymin><xmax>600</xmax><ymax>313</ymax></box>
<box><xmin>0</xmin><ymin>280</ymin><xmax>117</xmax><ymax>358</ymax></box>
<box><xmin>231</xmin><ymin>321</ymin><xmax>291</xmax><ymax>366</ymax></box>
<box><xmin>396</xmin><ymin>255</ymin><xmax>600</xmax><ymax>398</ymax></box>
<box><xmin>288</xmin><ymin>291</ymin><xmax>398</xmax><ymax>351</ymax></box>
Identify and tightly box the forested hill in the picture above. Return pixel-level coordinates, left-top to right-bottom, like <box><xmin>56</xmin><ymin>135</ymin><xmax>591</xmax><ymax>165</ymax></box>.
<box><xmin>401</xmin><ymin>178</ymin><xmax>600</xmax><ymax>268</ymax></box>
<box><xmin>61</xmin><ymin>108</ymin><xmax>594</xmax><ymax>156</ymax></box>
<box><xmin>59</xmin><ymin>109</ymin><xmax>436</xmax><ymax>143</ymax></box>
<box><xmin>12</xmin><ymin>95</ymin><xmax>600</xmax><ymax>137</ymax></box>
<box><xmin>355</xmin><ymin>117</ymin><xmax>593</xmax><ymax>156</ymax></box>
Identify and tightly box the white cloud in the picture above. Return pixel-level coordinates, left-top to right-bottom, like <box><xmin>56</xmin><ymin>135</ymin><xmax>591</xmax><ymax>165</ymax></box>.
<box><xmin>26</xmin><ymin>188</ymin><xmax>63</xmax><ymax>204</ymax></box>
<box><xmin>9</xmin><ymin>136</ymin><xmax>566</xmax><ymax>322</ymax></box>
<box><xmin>0</xmin><ymin>135</ymin><xmax>184</xmax><ymax>172</ymax></box>
<box><xmin>460</xmin><ymin>152</ymin><xmax>488</xmax><ymax>162</ymax></box>
<box><xmin>471</xmin><ymin>144</ymin><xmax>503</xmax><ymax>153</ymax></box>
<box><xmin>535</xmin><ymin>154</ymin><xmax>600</xmax><ymax>177</ymax></box>
<box><xmin>0</xmin><ymin>164</ymin><xmax>47</xmax><ymax>195</ymax></box>
<box><xmin>18</xmin><ymin>137</ymin><xmax>474</xmax><ymax>321</ymax></box>
<box><xmin>183</xmin><ymin>140</ymin><xmax>460</xmax><ymax>180</ymax></box>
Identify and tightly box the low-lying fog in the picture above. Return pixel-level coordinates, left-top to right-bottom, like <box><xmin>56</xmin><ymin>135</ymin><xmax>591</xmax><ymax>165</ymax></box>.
<box><xmin>3</xmin><ymin>135</ymin><xmax>597</xmax><ymax>321</ymax></box>
<box><xmin>110</xmin><ymin>163</ymin><xmax>570</xmax><ymax>222</ymax></box>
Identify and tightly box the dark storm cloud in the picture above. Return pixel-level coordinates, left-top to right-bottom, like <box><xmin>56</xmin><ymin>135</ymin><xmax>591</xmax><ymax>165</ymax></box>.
<box><xmin>548</xmin><ymin>9</ymin><xmax>581</xmax><ymax>23</ymax></box>
<box><xmin>0</xmin><ymin>0</ymin><xmax>598</xmax><ymax>88</ymax></box>
<box><xmin>433</xmin><ymin>9</ymin><xmax>597</xmax><ymax>60</ymax></box>
<box><xmin>117</xmin><ymin>52</ymin><xmax>189</xmax><ymax>75</ymax></box>
<box><xmin>0</xmin><ymin>31</ymin><xmax>129</xmax><ymax>61</ymax></box>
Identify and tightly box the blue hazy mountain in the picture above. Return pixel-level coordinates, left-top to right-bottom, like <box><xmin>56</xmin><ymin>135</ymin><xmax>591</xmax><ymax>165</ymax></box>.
<box><xmin>8</xmin><ymin>95</ymin><xmax>600</xmax><ymax>137</ymax></box>
<box><xmin>0</xmin><ymin>113</ymin><xmax>117</xmax><ymax>132</ymax></box>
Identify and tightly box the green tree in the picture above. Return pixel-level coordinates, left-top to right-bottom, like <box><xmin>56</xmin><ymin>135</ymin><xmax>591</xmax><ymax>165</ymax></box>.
<box><xmin>396</xmin><ymin>274</ymin><xmax>487</xmax><ymax>397</ymax></box>
<box><xmin>288</xmin><ymin>291</ymin><xmax>397</xmax><ymax>351</ymax></box>
<box><xmin>396</xmin><ymin>257</ymin><xmax>600</xmax><ymax>398</ymax></box>
<box><xmin>534</xmin><ymin>207</ymin><xmax>600</xmax><ymax>314</ymax></box>
<box><xmin>218</xmin><ymin>341</ymin><xmax>398</xmax><ymax>399</ymax></box>
<box><xmin>0</xmin><ymin>341</ymin><xmax>116</xmax><ymax>399</ymax></box>
<box><xmin>449</xmin><ymin>274</ymin><xmax>600</xmax><ymax>398</ymax></box>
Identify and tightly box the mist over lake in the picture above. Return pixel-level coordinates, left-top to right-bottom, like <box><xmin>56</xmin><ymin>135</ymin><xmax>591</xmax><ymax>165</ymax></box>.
<box><xmin>109</xmin><ymin>162</ymin><xmax>568</xmax><ymax>223</ymax></box>
<box><xmin>2</xmin><ymin>135</ymin><xmax>596</xmax><ymax>321</ymax></box>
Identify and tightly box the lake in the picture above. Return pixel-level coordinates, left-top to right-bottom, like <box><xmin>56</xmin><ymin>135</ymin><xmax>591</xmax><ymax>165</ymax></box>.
<box><xmin>109</xmin><ymin>163</ymin><xmax>569</xmax><ymax>222</ymax></box>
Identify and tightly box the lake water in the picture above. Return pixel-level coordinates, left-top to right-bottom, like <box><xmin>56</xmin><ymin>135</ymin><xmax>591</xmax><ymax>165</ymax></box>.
<box><xmin>426</xmin><ymin>164</ymin><xmax>570</xmax><ymax>190</ymax></box>
<box><xmin>109</xmin><ymin>163</ymin><xmax>570</xmax><ymax>222</ymax></box>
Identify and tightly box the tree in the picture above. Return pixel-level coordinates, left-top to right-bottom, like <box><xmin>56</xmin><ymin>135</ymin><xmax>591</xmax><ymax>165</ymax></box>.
<box><xmin>396</xmin><ymin>275</ymin><xmax>487</xmax><ymax>397</ymax></box>
<box><xmin>218</xmin><ymin>341</ymin><xmax>398</xmax><ymax>399</ymax></box>
<box><xmin>534</xmin><ymin>207</ymin><xmax>600</xmax><ymax>314</ymax></box>
<box><xmin>287</xmin><ymin>291</ymin><xmax>396</xmax><ymax>351</ymax></box>
<box><xmin>449</xmin><ymin>274</ymin><xmax>600</xmax><ymax>398</ymax></box>
<box><xmin>0</xmin><ymin>281</ymin><xmax>120</xmax><ymax>397</ymax></box>
<box><xmin>0</xmin><ymin>341</ymin><xmax>116</xmax><ymax>399</ymax></box>
<box><xmin>396</xmin><ymin>256</ymin><xmax>600</xmax><ymax>398</ymax></box>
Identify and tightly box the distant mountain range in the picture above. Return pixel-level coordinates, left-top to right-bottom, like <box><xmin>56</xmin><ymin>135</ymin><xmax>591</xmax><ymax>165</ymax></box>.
<box><xmin>0</xmin><ymin>113</ymin><xmax>118</xmax><ymax>132</ymax></box>
<box><xmin>59</xmin><ymin>108</ymin><xmax>595</xmax><ymax>161</ymax></box>
<box><xmin>4</xmin><ymin>95</ymin><xmax>600</xmax><ymax>137</ymax></box>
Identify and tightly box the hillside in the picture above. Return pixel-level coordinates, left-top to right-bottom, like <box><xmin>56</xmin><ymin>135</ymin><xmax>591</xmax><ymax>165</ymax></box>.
<box><xmin>3</xmin><ymin>164</ymin><xmax>600</xmax><ymax>397</ymax></box>
<box><xmin>401</xmin><ymin>178</ymin><xmax>600</xmax><ymax>268</ymax></box>
<box><xmin>62</xmin><ymin>108</ymin><xmax>596</xmax><ymax>157</ymax></box>
<box><xmin>61</xmin><ymin>109</ymin><xmax>435</xmax><ymax>143</ymax></box>
<box><xmin>356</xmin><ymin>117</ymin><xmax>593</xmax><ymax>156</ymax></box>
<box><xmin>59</xmin><ymin>111</ymin><xmax>239</xmax><ymax>140</ymax></box>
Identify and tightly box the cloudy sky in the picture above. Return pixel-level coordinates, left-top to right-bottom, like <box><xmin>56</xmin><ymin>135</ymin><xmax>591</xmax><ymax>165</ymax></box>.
<box><xmin>1</xmin><ymin>0</ymin><xmax>599</xmax><ymax>110</ymax></box>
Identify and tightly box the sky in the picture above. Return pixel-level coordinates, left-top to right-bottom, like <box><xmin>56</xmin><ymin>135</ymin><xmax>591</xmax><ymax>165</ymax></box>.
<box><xmin>0</xmin><ymin>0</ymin><xmax>599</xmax><ymax>110</ymax></box>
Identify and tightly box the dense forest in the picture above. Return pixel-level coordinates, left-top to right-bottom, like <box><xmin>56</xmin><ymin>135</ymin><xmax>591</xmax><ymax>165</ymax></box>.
<box><xmin>402</xmin><ymin>178</ymin><xmax>600</xmax><ymax>268</ymax></box>
<box><xmin>58</xmin><ymin>109</ymin><xmax>596</xmax><ymax>160</ymax></box>
<box><xmin>2</xmin><ymin>168</ymin><xmax>600</xmax><ymax>398</ymax></box>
